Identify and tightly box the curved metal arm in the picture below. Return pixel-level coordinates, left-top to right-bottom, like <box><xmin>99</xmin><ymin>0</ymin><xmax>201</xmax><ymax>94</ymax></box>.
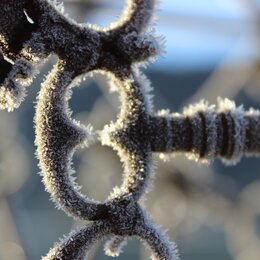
<box><xmin>35</xmin><ymin>61</ymin><xmax>108</xmax><ymax>220</ymax></box>
<box><xmin>108</xmin><ymin>0</ymin><xmax>157</xmax><ymax>33</ymax></box>
<box><xmin>43</xmin><ymin>220</ymin><xmax>112</xmax><ymax>260</ymax></box>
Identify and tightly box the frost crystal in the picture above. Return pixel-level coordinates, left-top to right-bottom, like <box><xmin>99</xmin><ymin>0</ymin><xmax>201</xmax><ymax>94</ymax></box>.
<box><xmin>23</xmin><ymin>9</ymin><xmax>35</xmax><ymax>24</ymax></box>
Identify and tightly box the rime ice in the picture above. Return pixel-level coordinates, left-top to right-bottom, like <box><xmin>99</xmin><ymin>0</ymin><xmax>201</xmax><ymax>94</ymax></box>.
<box><xmin>0</xmin><ymin>0</ymin><xmax>259</xmax><ymax>260</ymax></box>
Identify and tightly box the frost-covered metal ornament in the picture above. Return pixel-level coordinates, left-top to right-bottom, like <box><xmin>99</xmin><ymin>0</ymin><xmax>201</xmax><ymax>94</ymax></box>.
<box><xmin>0</xmin><ymin>0</ymin><xmax>259</xmax><ymax>259</ymax></box>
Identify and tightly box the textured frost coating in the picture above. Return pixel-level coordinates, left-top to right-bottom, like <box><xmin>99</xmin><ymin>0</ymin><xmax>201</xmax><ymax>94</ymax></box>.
<box><xmin>43</xmin><ymin>220</ymin><xmax>112</xmax><ymax>260</ymax></box>
<box><xmin>0</xmin><ymin>0</ymin><xmax>260</xmax><ymax>259</ymax></box>
<box><xmin>9</xmin><ymin>0</ymin><xmax>177</xmax><ymax>259</ymax></box>
<box><xmin>35</xmin><ymin>62</ymin><xmax>107</xmax><ymax>221</ymax></box>
<box><xmin>150</xmin><ymin>99</ymin><xmax>260</xmax><ymax>164</ymax></box>
<box><xmin>104</xmin><ymin>236</ymin><xmax>128</xmax><ymax>257</ymax></box>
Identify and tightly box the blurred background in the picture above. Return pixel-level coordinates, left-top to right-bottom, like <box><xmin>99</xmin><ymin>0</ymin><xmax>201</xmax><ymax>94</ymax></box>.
<box><xmin>0</xmin><ymin>0</ymin><xmax>260</xmax><ymax>259</ymax></box>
